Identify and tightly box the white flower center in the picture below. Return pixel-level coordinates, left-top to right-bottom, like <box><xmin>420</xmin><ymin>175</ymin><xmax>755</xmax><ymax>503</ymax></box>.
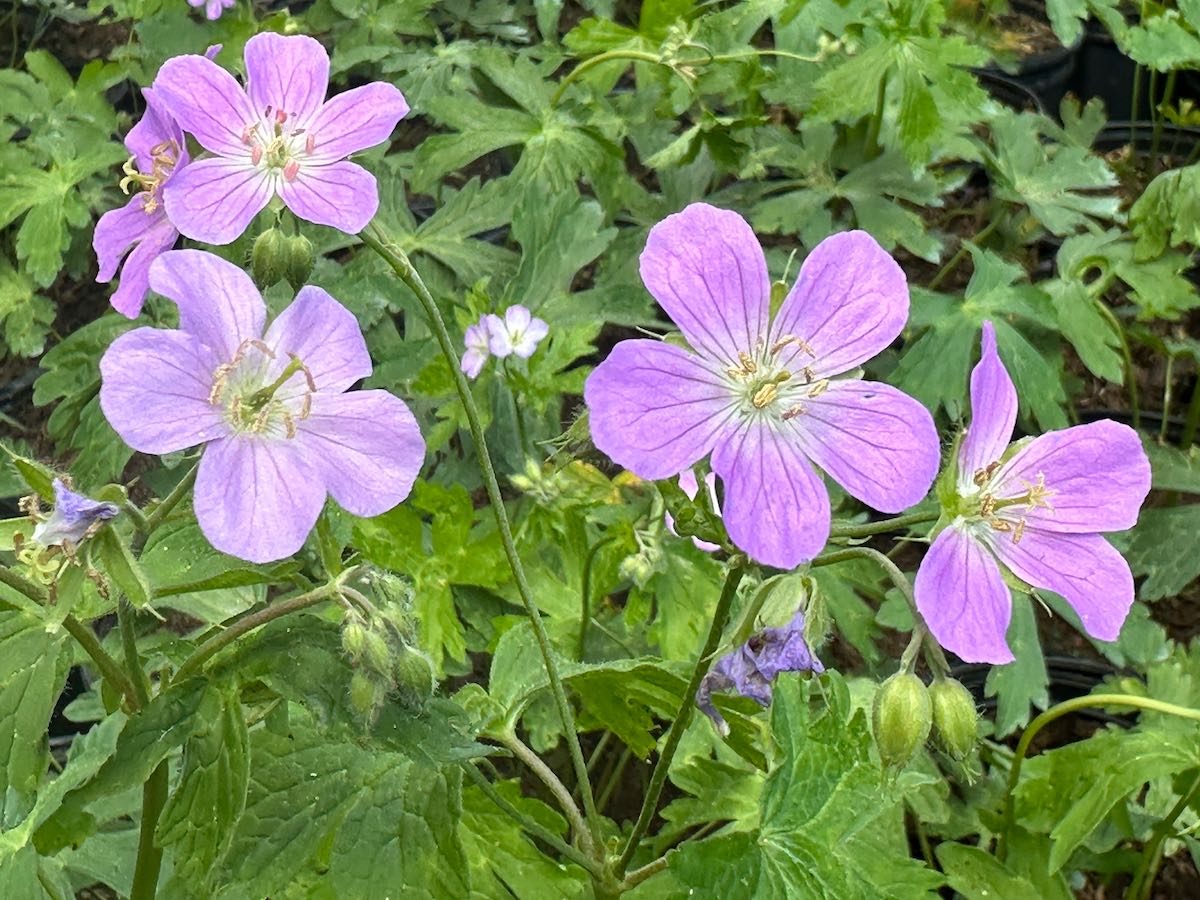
<box><xmin>209</xmin><ymin>339</ymin><xmax>315</xmax><ymax>438</ymax></box>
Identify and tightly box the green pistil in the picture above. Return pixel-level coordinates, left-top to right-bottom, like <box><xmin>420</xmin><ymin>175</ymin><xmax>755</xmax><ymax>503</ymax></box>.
<box><xmin>246</xmin><ymin>355</ymin><xmax>306</xmax><ymax>411</ymax></box>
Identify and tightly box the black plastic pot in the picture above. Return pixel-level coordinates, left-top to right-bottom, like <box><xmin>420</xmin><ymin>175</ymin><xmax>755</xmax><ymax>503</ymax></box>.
<box><xmin>1067</xmin><ymin>18</ymin><xmax>1164</xmax><ymax>122</ymax></box>
<box><xmin>1092</xmin><ymin>121</ymin><xmax>1200</xmax><ymax>161</ymax></box>
<box><xmin>977</xmin><ymin>1</ymin><xmax>1082</xmax><ymax>119</ymax></box>
<box><xmin>975</xmin><ymin>69</ymin><xmax>1046</xmax><ymax>115</ymax></box>
<box><xmin>952</xmin><ymin>655</ymin><xmax>1134</xmax><ymax>727</ymax></box>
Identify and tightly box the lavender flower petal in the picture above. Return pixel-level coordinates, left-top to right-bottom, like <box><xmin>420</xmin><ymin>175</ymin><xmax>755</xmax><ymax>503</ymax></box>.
<box><xmin>461</xmin><ymin>347</ymin><xmax>487</xmax><ymax>378</ymax></box>
<box><xmin>296</xmin><ymin>391</ymin><xmax>425</xmax><ymax>518</ymax></box>
<box><xmin>990</xmin><ymin>420</ymin><xmax>1151</xmax><ymax>534</ymax></box>
<box><xmin>261</xmin><ymin>286</ymin><xmax>372</xmax><ymax>394</ymax></box>
<box><xmin>104</xmin><ymin>215</ymin><xmax>179</xmax><ymax>319</ymax></box>
<box><xmin>584</xmin><ymin>339</ymin><xmax>739</xmax><ymax>481</ymax></box>
<box><xmin>31</xmin><ymin>480</ymin><xmax>119</xmax><ymax>547</ymax></box>
<box><xmin>162</xmin><ymin>156</ymin><xmax>273</xmax><ymax>245</ymax></box>
<box><xmin>125</xmin><ymin>88</ymin><xmax>186</xmax><ymax>172</ymax></box>
<box><xmin>789</xmin><ymin>380</ymin><xmax>939</xmax><ymax>513</ymax></box>
<box><xmin>711</xmin><ymin>422</ymin><xmax>830</xmax><ymax>568</ymax></box>
<box><xmin>244</xmin><ymin>32</ymin><xmax>330</xmax><ymax>125</ymax></box>
<box><xmin>99</xmin><ymin>328</ymin><xmax>228</xmax><ymax>454</ymax></box>
<box><xmin>914</xmin><ymin>524</ymin><xmax>1015</xmax><ymax>664</ymax></box>
<box><xmin>152</xmin><ymin>54</ymin><xmax>258</xmax><ymax>157</ymax></box>
<box><xmin>988</xmin><ymin>529</ymin><xmax>1134</xmax><ymax>643</ymax></box>
<box><xmin>769</xmin><ymin>230</ymin><xmax>909</xmax><ymax>379</ymax></box>
<box><xmin>277</xmin><ymin>160</ymin><xmax>379</xmax><ymax>235</ymax></box>
<box><xmin>306</xmin><ymin>82</ymin><xmax>410</xmax><ymax>163</ymax></box>
<box><xmin>194</xmin><ymin>435</ymin><xmax>325</xmax><ymax>563</ymax></box>
<box><xmin>639</xmin><ymin>203</ymin><xmax>770</xmax><ymax>367</ymax></box>
<box><xmin>148</xmin><ymin>250</ymin><xmax>266</xmax><ymax>361</ymax></box>
<box><xmin>957</xmin><ymin>321</ymin><xmax>1017</xmax><ymax>493</ymax></box>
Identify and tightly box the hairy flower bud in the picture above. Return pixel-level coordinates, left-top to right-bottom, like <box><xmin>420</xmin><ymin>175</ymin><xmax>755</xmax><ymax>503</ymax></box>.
<box><xmin>392</xmin><ymin>645</ymin><xmax>436</xmax><ymax>710</ymax></box>
<box><xmin>349</xmin><ymin>671</ymin><xmax>385</xmax><ymax>721</ymax></box>
<box><xmin>361</xmin><ymin>629</ymin><xmax>392</xmax><ymax>677</ymax></box>
<box><xmin>929</xmin><ymin>678</ymin><xmax>978</xmax><ymax>760</ymax></box>
<box><xmin>251</xmin><ymin>227</ymin><xmax>289</xmax><ymax>289</ymax></box>
<box><xmin>341</xmin><ymin>619</ymin><xmax>368</xmax><ymax>661</ymax></box>
<box><xmin>282</xmin><ymin>233</ymin><xmax>314</xmax><ymax>290</ymax></box>
<box><xmin>872</xmin><ymin>673</ymin><xmax>932</xmax><ymax>769</ymax></box>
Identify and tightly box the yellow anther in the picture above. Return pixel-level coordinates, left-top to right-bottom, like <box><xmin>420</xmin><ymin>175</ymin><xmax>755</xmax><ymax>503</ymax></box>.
<box><xmin>1012</xmin><ymin>519</ymin><xmax>1026</xmax><ymax>544</ymax></box>
<box><xmin>770</xmin><ymin>334</ymin><xmax>796</xmax><ymax>354</ymax></box>
<box><xmin>980</xmin><ymin>494</ymin><xmax>996</xmax><ymax>517</ymax></box>
<box><xmin>807</xmin><ymin>379</ymin><xmax>830</xmax><ymax>398</ymax></box>
<box><xmin>752</xmin><ymin>383</ymin><xmax>780</xmax><ymax>409</ymax></box>
<box><xmin>738</xmin><ymin>352</ymin><xmax>758</xmax><ymax>374</ymax></box>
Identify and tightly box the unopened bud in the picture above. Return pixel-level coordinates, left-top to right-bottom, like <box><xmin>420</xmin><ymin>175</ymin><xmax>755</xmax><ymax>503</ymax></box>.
<box><xmin>349</xmin><ymin>671</ymin><xmax>384</xmax><ymax>720</ymax></box>
<box><xmin>341</xmin><ymin>619</ymin><xmax>368</xmax><ymax>661</ymax></box>
<box><xmin>929</xmin><ymin>678</ymin><xmax>978</xmax><ymax>760</ymax></box>
<box><xmin>362</xmin><ymin>629</ymin><xmax>392</xmax><ymax>677</ymax></box>
<box><xmin>392</xmin><ymin>646</ymin><xmax>436</xmax><ymax>709</ymax></box>
<box><xmin>251</xmin><ymin>227</ymin><xmax>289</xmax><ymax>289</ymax></box>
<box><xmin>282</xmin><ymin>233</ymin><xmax>314</xmax><ymax>290</ymax></box>
<box><xmin>872</xmin><ymin>673</ymin><xmax>932</xmax><ymax>770</ymax></box>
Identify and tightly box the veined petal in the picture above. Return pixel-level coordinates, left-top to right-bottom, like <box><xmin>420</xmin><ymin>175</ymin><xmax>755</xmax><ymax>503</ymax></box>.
<box><xmin>787</xmin><ymin>380</ymin><xmax>939</xmax><ymax>513</ymax></box>
<box><xmin>958</xmin><ymin>321</ymin><xmax>1017</xmax><ymax>493</ymax></box>
<box><xmin>639</xmin><ymin>203</ymin><xmax>770</xmax><ymax>368</ymax></box>
<box><xmin>711</xmin><ymin>422</ymin><xmax>831</xmax><ymax>568</ymax></box>
<box><xmin>153</xmin><ymin>54</ymin><xmax>256</xmax><ymax>157</ymax></box>
<box><xmin>278</xmin><ymin>161</ymin><xmax>378</xmax><ymax>234</ymax></box>
<box><xmin>194</xmin><ymin>435</ymin><xmax>325</xmax><ymax>563</ymax></box>
<box><xmin>149</xmin><ymin>250</ymin><xmax>267</xmax><ymax>361</ymax></box>
<box><xmin>584</xmin><ymin>339</ymin><xmax>737</xmax><ymax>481</ymax></box>
<box><xmin>262</xmin><ymin>286</ymin><xmax>371</xmax><ymax>394</ymax></box>
<box><xmin>770</xmin><ymin>230</ymin><xmax>909</xmax><ymax>379</ymax></box>
<box><xmin>244</xmin><ymin>32</ymin><xmax>330</xmax><ymax>125</ymax></box>
<box><xmin>914</xmin><ymin>524</ymin><xmax>1014</xmax><ymax>664</ymax></box>
<box><xmin>297</xmin><ymin>391</ymin><xmax>424</xmax><ymax>517</ymax></box>
<box><xmin>99</xmin><ymin>328</ymin><xmax>226</xmax><ymax>454</ymax></box>
<box><xmin>126</xmin><ymin>88</ymin><xmax>186</xmax><ymax>172</ymax></box>
<box><xmin>991</xmin><ymin>420</ymin><xmax>1151</xmax><ymax>533</ymax></box>
<box><xmin>162</xmin><ymin>157</ymin><xmax>272</xmax><ymax>245</ymax></box>
<box><xmin>988</xmin><ymin>529</ymin><xmax>1133</xmax><ymax>643</ymax></box>
<box><xmin>106</xmin><ymin>215</ymin><xmax>178</xmax><ymax>319</ymax></box>
<box><xmin>512</xmin><ymin>317</ymin><xmax>548</xmax><ymax>359</ymax></box>
<box><xmin>94</xmin><ymin>197</ymin><xmax>159</xmax><ymax>283</ymax></box>
<box><xmin>307</xmin><ymin>82</ymin><xmax>409</xmax><ymax>163</ymax></box>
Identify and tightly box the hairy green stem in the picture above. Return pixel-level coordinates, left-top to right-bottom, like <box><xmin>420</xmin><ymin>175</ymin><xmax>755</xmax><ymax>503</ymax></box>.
<box><xmin>615</xmin><ymin>561</ymin><xmax>748</xmax><ymax>876</ymax></box>
<box><xmin>130</xmin><ymin>759</ymin><xmax>169</xmax><ymax>900</ymax></box>
<box><xmin>929</xmin><ymin>218</ymin><xmax>1000</xmax><ymax>291</ymax></box>
<box><xmin>463</xmin><ymin>763</ymin><xmax>599</xmax><ymax>874</ymax></box>
<box><xmin>829</xmin><ymin>511</ymin><xmax>937</xmax><ymax>540</ymax></box>
<box><xmin>118</xmin><ymin>599</ymin><xmax>151</xmax><ymax>707</ymax></box>
<box><xmin>579</xmin><ymin>535</ymin><xmax>618</xmax><ymax>661</ymax></box>
<box><xmin>499</xmin><ymin>731</ymin><xmax>593</xmax><ymax>856</ymax></box>
<box><xmin>622</xmin><ymin>855</ymin><xmax>671</xmax><ymax>890</ymax></box>
<box><xmin>998</xmin><ymin>694</ymin><xmax>1200</xmax><ymax>860</ymax></box>
<box><xmin>1095</xmin><ymin>302</ymin><xmax>1140</xmax><ymax>430</ymax></box>
<box><xmin>361</xmin><ymin>224</ymin><xmax>603</xmax><ymax>852</ymax></box>
<box><xmin>140</xmin><ymin>463</ymin><xmax>198</xmax><ymax>540</ymax></box>
<box><xmin>1129</xmin><ymin>768</ymin><xmax>1200</xmax><ymax>900</ymax></box>
<box><xmin>864</xmin><ymin>72</ymin><xmax>888</xmax><ymax>159</ymax></box>
<box><xmin>173</xmin><ymin>580</ymin><xmax>342</xmax><ymax>683</ymax></box>
<box><xmin>551</xmin><ymin>49</ymin><xmax>673</xmax><ymax>105</ymax></box>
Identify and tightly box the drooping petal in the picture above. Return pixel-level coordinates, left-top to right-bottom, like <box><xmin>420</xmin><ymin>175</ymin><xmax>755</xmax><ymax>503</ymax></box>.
<box><xmin>193</xmin><ymin>435</ymin><xmax>325</xmax><ymax>563</ymax></box>
<box><xmin>958</xmin><ymin>321</ymin><xmax>1017</xmax><ymax>493</ymax></box>
<box><xmin>461</xmin><ymin>347</ymin><xmax>487</xmax><ymax>379</ymax></box>
<box><xmin>296</xmin><ymin>391</ymin><xmax>424</xmax><ymax>517</ymax></box>
<box><xmin>990</xmin><ymin>420</ymin><xmax>1151</xmax><ymax>533</ymax></box>
<box><xmin>914</xmin><ymin>524</ymin><xmax>1014</xmax><ymax>664</ymax></box>
<box><xmin>710</xmin><ymin>422</ymin><xmax>831</xmax><ymax>569</ymax></box>
<box><xmin>152</xmin><ymin>54</ymin><xmax>257</xmax><ymax>157</ymax></box>
<box><xmin>786</xmin><ymin>380</ymin><xmax>939</xmax><ymax>513</ymax></box>
<box><xmin>639</xmin><ymin>203</ymin><xmax>770</xmax><ymax>368</ymax></box>
<box><xmin>148</xmin><ymin>250</ymin><xmax>267</xmax><ymax>361</ymax></box>
<box><xmin>99</xmin><ymin>328</ymin><xmax>227</xmax><ymax>454</ymax></box>
<box><xmin>584</xmin><ymin>339</ymin><xmax>738</xmax><ymax>481</ymax></box>
<box><xmin>161</xmin><ymin>156</ymin><xmax>272</xmax><ymax>245</ymax></box>
<box><xmin>106</xmin><ymin>215</ymin><xmax>179</xmax><ymax>319</ymax></box>
<box><xmin>244</xmin><ymin>32</ymin><xmax>330</xmax><ymax>124</ymax></box>
<box><xmin>126</xmin><ymin>88</ymin><xmax>185</xmax><ymax>172</ymax></box>
<box><xmin>307</xmin><ymin>82</ymin><xmax>409</xmax><ymax>163</ymax></box>
<box><xmin>988</xmin><ymin>529</ymin><xmax>1133</xmax><ymax>643</ymax></box>
<box><xmin>770</xmin><ymin>230</ymin><xmax>909</xmax><ymax>379</ymax></box>
<box><xmin>278</xmin><ymin>161</ymin><xmax>378</xmax><ymax>234</ymax></box>
<box><xmin>31</xmin><ymin>480</ymin><xmax>119</xmax><ymax>547</ymax></box>
<box><xmin>262</xmin><ymin>286</ymin><xmax>371</xmax><ymax>394</ymax></box>
<box><xmin>94</xmin><ymin>197</ymin><xmax>158</xmax><ymax>283</ymax></box>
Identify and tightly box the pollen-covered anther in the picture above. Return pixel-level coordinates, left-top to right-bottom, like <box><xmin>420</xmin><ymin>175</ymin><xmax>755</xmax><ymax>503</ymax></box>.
<box><xmin>752</xmin><ymin>383</ymin><xmax>780</xmax><ymax>409</ymax></box>
<box><xmin>979</xmin><ymin>494</ymin><xmax>996</xmax><ymax>517</ymax></box>
<box><xmin>807</xmin><ymin>379</ymin><xmax>830</xmax><ymax>398</ymax></box>
<box><xmin>297</xmin><ymin>393</ymin><xmax>312</xmax><ymax>420</ymax></box>
<box><xmin>989</xmin><ymin>518</ymin><xmax>1013</xmax><ymax>533</ymax></box>
<box><xmin>209</xmin><ymin>363</ymin><xmax>235</xmax><ymax>404</ymax></box>
<box><xmin>770</xmin><ymin>334</ymin><xmax>797</xmax><ymax>355</ymax></box>
<box><xmin>1012</xmin><ymin>519</ymin><xmax>1027</xmax><ymax>544</ymax></box>
<box><xmin>738</xmin><ymin>352</ymin><xmax>758</xmax><ymax>373</ymax></box>
<box><xmin>781</xmin><ymin>404</ymin><xmax>806</xmax><ymax>421</ymax></box>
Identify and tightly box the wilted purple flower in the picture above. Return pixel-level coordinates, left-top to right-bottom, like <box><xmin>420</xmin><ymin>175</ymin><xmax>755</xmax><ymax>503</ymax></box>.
<box><xmin>696</xmin><ymin>610</ymin><xmax>824</xmax><ymax>734</ymax></box>
<box><xmin>584</xmin><ymin>203</ymin><xmax>939</xmax><ymax>569</ymax></box>
<box><xmin>93</xmin><ymin>88</ymin><xmax>185</xmax><ymax>317</ymax></box>
<box><xmin>485</xmin><ymin>305</ymin><xmax>549</xmax><ymax>359</ymax></box>
<box><xmin>665</xmin><ymin>469</ymin><xmax>722</xmax><ymax>552</ymax></box>
<box><xmin>31</xmin><ymin>480</ymin><xmax>119</xmax><ymax>547</ymax></box>
<box><xmin>153</xmin><ymin>32</ymin><xmax>409</xmax><ymax>244</ymax></box>
<box><xmin>914</xmin><ymin>322</ymin><xmax>1151</xmax><ymax>664</ymax></box>
<box><xmin>461</xmin><ymin>319</ymin><xmax>491</xmax><ymax>379</ymax></box>
<box><xmin>188</xmin><ymin>0</ymin><xmax>234</xmax><ymax>19</ymax></box>
<box><xmin>98</xmin><ymin>250</ymin><xmax>425</xmax><ymax>563</ymax></box>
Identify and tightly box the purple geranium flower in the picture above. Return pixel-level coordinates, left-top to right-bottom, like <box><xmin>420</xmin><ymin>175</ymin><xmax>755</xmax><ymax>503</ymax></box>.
<box><xmin>696</xmin><ymin>609</ymin><xmax>824</xmax><ymax>734</ymax></box>
<box><xmin>584</xmin><ymin>203</ymin><xmax>939</xmax><ymax>569</ymax></box>
<box><xmin>31</xmin><ymin>480</ymin><xmax>119</xmax><ymax>547</ymax></box>
<box><xmin>913</xmin><ymin>322</ymin><xmax>1151</xmax><ymax>664</ymax></box>
<box><xmin>485</xmin><ymin>305</ymin><xmax>549</xmax><ymax>359</ymax></box>
<box><xmin>98</xmin><ymin>249</ymin><xmax>425</xmax><ymax>563</ymax></box>
<box><xmin>93</xmin><ymin>88</ymin><xmax>186</xmax><ymax>317</ymax></box>
<box><xmin>153</xmin><ymin>32</ymin><xmax>409</xmax><ymax>244</ymax></box>
<box><xmin>188</xmin><ymin>0</ymin><xmax>234</xmax><ymax>19</ymax></box>
<box><xmin>461</xmin><ymin>319</ymin><xmax>491</xmax><ymax>379</ymax></box>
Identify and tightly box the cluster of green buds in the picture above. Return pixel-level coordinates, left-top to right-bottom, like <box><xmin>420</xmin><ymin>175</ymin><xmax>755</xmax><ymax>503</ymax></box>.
<box><xmin>872</xmin><ymin>673</ymin><xmax>978</xmax><ymax>769</ymax></box>
<box><xmin>339</xmin><ymin>568</ymin><xmax>435</xmax><ymax>725</ymax></box>
<box><xmin>250</xmin><ymin>225</ymin><xmax>314</xmax><ymax>291</ymax></box>
<box><xmin>618</xmin><ymin>517</ymin><xmax>668</xmax><ymax>587</ymax></box>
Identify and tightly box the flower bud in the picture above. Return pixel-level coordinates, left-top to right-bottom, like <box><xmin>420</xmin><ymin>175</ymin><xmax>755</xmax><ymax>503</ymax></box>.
<box><xmin>872</xmin><ymin>672</ymin><xmax>932</xmax><ymax>770</ymax></box>
<box><xmin>282</xmin><ymin>233</ymin><xmax>314</xmax><ymax>290</ymax></box>
<box><xmin>929</xmin><ymin>678</ymin><xmax>978</xmax><ymax>760</ymax></box>
<box><xmin>341</xmin><ymin>619</ymin><xmax>368</xmax><ymax>661</ymax></box>
<box><xmin>392</xmin><ymin>646</ymin><xmax>436</xmax><ymax>710</ymax></box>
<box><xmin>361</xmin><ymin>629</ymin><xmax>392</xmax><ymax>677</ymax></box>
<box><xmin>349</xmin><ymin>671</ymin><xmax>385</xmax><ymax>721</ymax></box>
<box><xmin>251</xmin><ymin>227</ymin><xmax>289</xmax><ymax>289</ymax></box>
